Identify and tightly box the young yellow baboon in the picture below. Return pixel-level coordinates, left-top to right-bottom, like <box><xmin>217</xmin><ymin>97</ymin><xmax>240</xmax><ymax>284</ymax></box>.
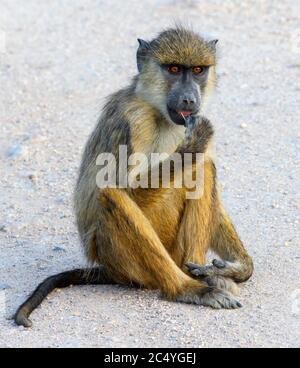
<box><xmin>15</xmin><ymin>27</ymin><xmax>253</xmax><ymax>328</ymax></box>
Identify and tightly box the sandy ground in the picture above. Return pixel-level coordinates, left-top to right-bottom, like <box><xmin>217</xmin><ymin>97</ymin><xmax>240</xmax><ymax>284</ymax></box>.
<box><xmin>0</xmin><ymin>0</ymin><xmax>299</xmax><ymax>348</ymax></box>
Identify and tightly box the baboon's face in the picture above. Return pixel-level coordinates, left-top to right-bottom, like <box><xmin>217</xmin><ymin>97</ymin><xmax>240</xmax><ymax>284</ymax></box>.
<box><xmin>161</xmin><ymin>64</ymin><xmax>208</xmax><ymax>126</ymax></box>
<box><xmin>136</xmin><ymin>30</ymin><xmax>217</xmax><ymax>126</ymax></box>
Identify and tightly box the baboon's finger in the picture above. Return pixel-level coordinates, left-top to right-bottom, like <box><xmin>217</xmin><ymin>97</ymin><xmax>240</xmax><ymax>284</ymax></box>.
<box><xmin>212</xmin><ymin>259</ymin><xmax>226</xmax><ymax>269</ymax></box>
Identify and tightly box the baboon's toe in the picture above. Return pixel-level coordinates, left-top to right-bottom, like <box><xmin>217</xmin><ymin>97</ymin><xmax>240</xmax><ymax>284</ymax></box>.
<box><xmin>201</xmin><ymin>289</ymin><xmax>242</xmax><ymax>309</ymax></box>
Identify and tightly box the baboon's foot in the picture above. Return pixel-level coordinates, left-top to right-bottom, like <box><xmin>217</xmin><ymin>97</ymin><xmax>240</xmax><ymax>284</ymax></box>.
<box><xmin>202</xmin><ymin>275</ymin><xmax>240</xmax><ymax>296</ymax></box>
<box><xmin>177</xmin><ymin>286</ymin><xmax>242</xmax><ymax>309</ymax></box>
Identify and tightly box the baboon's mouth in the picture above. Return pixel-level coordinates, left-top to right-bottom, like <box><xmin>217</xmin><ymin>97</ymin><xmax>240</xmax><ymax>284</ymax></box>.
<box><xmin>167</xmin><ymin>106</ymin><xmax>196</xmax><ymax>126</ymax></box>
<box><xmin>178</xmin><ymin>111</ymin><xmax>193</xmax><ymax>117</ymax></box>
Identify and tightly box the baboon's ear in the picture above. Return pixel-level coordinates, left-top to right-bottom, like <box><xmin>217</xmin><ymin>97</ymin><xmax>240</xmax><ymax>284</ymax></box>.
<box><xmin>208</xmin><ymin>39</ymin><xmax>219</xmax><ymax>50</ymax></box>
<box><xmin>138</xmin><ymin>38</ymin><xmax>150</xmax><ymax>49</ymax></box>
<box><xmin>137</xmin><ymin>39</ymin><xmax>150</xmax><ymax>73</ymax></box>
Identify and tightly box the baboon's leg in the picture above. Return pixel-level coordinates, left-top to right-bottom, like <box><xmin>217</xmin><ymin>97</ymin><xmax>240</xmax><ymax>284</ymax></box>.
<box><xmin>98</xmin><ymin>188</ymin><xmax>242</xmax><ymax>309</ymax></box>
<box><xmin>187</xmin><ymin>209</ymin><xmax>253</xmax><ymax>284</ymax></box>
<box><xmin>173</xmin><ymin>198</ymin><xmax>210</xmax><ymax>267</ymax></box>
<box><xmin>98</xmin><ymin>188</ymin><xmax>198</xmax><ymax>297</ymax></box>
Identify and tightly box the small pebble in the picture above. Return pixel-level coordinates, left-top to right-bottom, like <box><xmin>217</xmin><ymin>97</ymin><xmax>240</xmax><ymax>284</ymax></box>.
<box><xmin>28</xmin><ymin>174</ymin><xmax>37</xmax><ymax>182</ymax></box>
<box><xmin>0</xmin><ymin>283</ymin><xmax>11</xmax><ymax>290</ymax></box>
<box><xmin>6</xmin><ymin>144</ymin><xmax>22</xmax><ymax>158</ymax></box>
<box><xmin>53</xmin><ymin>246</ymin><xmax>66</xmax><ymax>252</ymax></box>
<box><xmin>0</xmin><ymin>224</ymin><xmax>7</xmax><ymax>233</ymax></box>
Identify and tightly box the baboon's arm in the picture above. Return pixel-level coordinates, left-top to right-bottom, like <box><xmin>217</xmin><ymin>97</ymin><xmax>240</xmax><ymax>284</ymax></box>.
<box><xmin>141</xmin><ymin>117</ymin><xmax>214</xmax><ymax>188</ymax></box>
<box><xmin>173</xmin><ymin>160</ymin><xmax>216</xmax><ymax>266</ymax></box>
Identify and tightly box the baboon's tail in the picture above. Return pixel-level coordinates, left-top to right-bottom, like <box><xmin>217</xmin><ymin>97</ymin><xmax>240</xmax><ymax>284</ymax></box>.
<box><xmin>14</xmin><ymin>266</ymin><xmax>114</xmax><ymax>328</ymax></box>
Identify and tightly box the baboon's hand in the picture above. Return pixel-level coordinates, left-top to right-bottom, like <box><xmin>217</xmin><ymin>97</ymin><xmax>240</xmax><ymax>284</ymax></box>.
<box><xmin>186</xmin><ymin>258</ymin><xmax>253</xmax><ymax>284</ymax></box>
<box><xmin>184</xmin><ymin>114</ymin><xmax>198</xmax><ymax>129</ymax></box>
<box><xmin>186</xmin><ymin>259</ymin><xmax>241</xmax><ymax>279</ymax></box>
<box><xmin>177</xmin><ymin>286</ymin><xmax>242</xmax><ymax>309</ymax></box>
<box><xmin>181</xmin><ymin>116</ymin><xmax>214</xmax><ymax>154</ymax></box>
<box><xmin>186</xmin><ymin>260</ymin><xmax>224</xmax><ymax>277</ymax></box>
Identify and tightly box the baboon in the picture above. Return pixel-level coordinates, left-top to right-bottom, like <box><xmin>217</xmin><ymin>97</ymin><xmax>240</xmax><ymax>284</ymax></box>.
<box><xmin>15</xmin><ymin>27</ymin><xmax>253</xmax><ymax>328</ymax></box>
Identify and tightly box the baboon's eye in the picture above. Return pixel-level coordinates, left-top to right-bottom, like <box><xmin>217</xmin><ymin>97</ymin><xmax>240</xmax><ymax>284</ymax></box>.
<box><xmin>192</xmin><ymin>66</ymin><xmax>205</xmax><ymax>75</ymax></box>
<box><xmin>167</xmin><ymin>65</ymin><xmax>181</xmax><ymax>74</ymax></box>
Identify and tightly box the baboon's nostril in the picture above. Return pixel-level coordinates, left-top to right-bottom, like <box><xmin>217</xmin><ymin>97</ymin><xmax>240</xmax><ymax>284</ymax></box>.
<box><xmin>183</xmin><ymin>97</ymin><xmax>195</xmax><ymax>105</ymax></box>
